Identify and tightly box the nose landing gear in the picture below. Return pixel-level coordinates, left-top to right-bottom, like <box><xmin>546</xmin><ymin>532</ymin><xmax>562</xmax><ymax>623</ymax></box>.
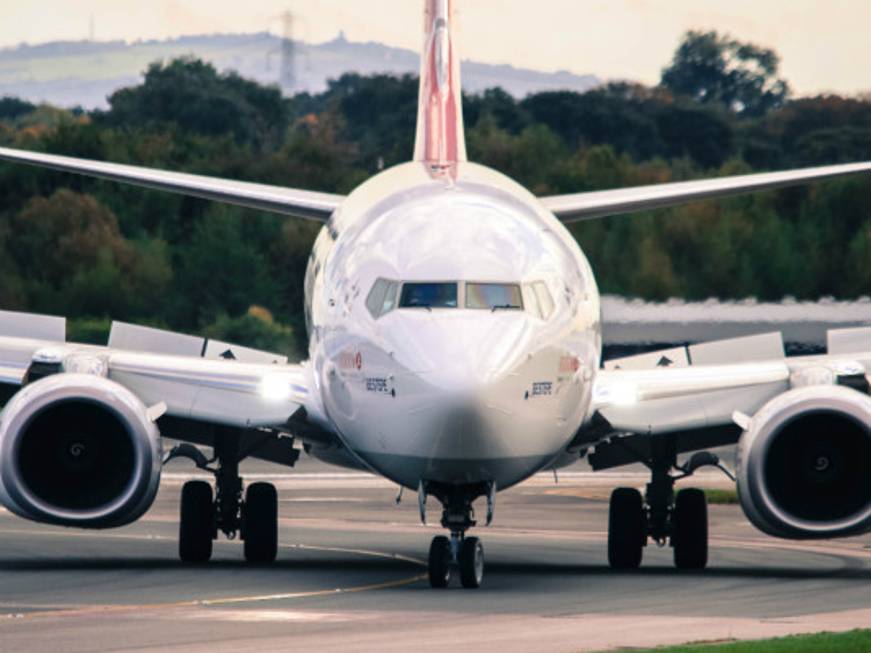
<box><xmin>423</xmin><ymin>481</ymin><xmax>491</xmax><ymax>589</ymax></box>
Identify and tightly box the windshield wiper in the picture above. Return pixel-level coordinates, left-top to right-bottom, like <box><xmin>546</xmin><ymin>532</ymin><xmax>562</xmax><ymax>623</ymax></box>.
<box><xmin>408</xmin><ymin>302</ymin><xmax>433</xmax><ymax>312</ymax></box>
<box><xmin>491</xmin><ymin>304</ymin><xmax>520</xmax><ymax>312</ymax></box>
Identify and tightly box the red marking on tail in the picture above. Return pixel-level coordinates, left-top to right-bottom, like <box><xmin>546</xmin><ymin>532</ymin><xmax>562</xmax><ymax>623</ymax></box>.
<box><xmin>413</xmin><ymin>0</ymin><xmax>467</xmax><ymax>170</ymax></box>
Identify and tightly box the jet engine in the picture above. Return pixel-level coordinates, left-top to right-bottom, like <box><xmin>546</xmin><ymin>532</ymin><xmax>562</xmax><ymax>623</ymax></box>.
<box><xmin>0</xmin><ymin>374</ymin><xmax>162</xmax><ymax>528</ymax></box>
<box><xmin>737</xmin><ymin>385</ymin><xmax>871</xmax><ymax>539</ymax></box>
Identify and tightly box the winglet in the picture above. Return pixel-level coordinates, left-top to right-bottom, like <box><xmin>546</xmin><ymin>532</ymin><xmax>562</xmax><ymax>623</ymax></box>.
<box><xmin>413</xmin><ymin>0</ymin><xmax>467</xmax><ymax>169</ymax></box>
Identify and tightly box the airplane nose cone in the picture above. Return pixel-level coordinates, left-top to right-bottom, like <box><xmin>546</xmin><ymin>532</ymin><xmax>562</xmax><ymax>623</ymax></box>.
<box><xmin>342</xmin><ymin>310</ymin><xmax>583</xmax><ymax>489</ymax></box>
<box><xmin>382</xmin><ymin>311</ymin><xmax>539</xmax><ymax>468</ymax></box>
<box><xmin>389</xmin><ymin>311</ymin><xmax>530</xmax><ymax>392</ymax></box>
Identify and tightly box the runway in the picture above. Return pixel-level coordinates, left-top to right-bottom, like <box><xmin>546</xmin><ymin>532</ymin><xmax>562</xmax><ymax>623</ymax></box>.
<box><xmin>1</xmin><ymin>455</ymin><xmax>869</xmax><ymax>653</ymax></box>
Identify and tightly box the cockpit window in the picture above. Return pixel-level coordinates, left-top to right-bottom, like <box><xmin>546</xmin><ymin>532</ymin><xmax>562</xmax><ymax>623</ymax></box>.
<box><xmin>366</xmin><ymin>278</ymin><xmax>399</xmax><ymax>318</ymax></box>
<box><xmin>522</xmin><ymin>281</ymin><xmax>555</xmax><ymax>319</ymax></box>
<box><xmin>399</xmin><ymin>282</ymin><xmax>458</xmax><ymax>309</ymax></box>
<box><xmin>466</xmin><ymin>283</ymin><xmax>523</xmax><ymax>311</ymax></box>
<box><xmin>532</xmin><ymin>281</ymin><xmax>555</xmax><ymax>319</ymax></box>
<box><xmin>371</xmin><ymin>280</ymin><xmax>549</xmax><ymax>318</ymax></box>
<box><xmin>381</xmin><ymin>280</ymin><xmax>399</xmax><ymax>312</ymax></box>
<box><xmin>522</xmin><ymin>284</ymin><xmax>541</xmax><ymax>317</ymax></box>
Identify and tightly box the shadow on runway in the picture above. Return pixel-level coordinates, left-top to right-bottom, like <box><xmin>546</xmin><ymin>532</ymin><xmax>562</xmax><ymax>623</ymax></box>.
<box><xmin>481</xmin><ymin>560</ymin><xmax>871</xmax><ymax>581</ymax></box>
<box><xmin>0</xmin><ymin>557</ymin><xmax>867</xmax><ymax>582</ymax></box>
<box><xmin>0</xmin><ymin>557</ymin><xmax>420</xmax><ymax>573</ymax></box>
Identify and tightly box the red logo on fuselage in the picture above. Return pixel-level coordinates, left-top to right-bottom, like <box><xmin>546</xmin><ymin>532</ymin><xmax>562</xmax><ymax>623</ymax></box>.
<box><xmin>559</xmin><ymin>356</ymin><xmax>580</xmax><ymax>373</ymax></box>
<box><xmin>337</xmin><ymin>350</ymin><xmax>363</xmax><ymax>371</ymax></box>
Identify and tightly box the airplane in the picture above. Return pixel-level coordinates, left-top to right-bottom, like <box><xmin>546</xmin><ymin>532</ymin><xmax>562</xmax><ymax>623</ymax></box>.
<box><xmin>0</xmin><ymin>0</ymin><xmax>870</xmax><ymax>590</ymax></box>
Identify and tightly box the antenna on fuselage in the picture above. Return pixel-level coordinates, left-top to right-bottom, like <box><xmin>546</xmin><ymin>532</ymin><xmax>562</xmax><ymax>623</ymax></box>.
<box><xmin>413</xmin><ymin>0</ymin><xmax>467</xmax><ymax>170</ymax></box>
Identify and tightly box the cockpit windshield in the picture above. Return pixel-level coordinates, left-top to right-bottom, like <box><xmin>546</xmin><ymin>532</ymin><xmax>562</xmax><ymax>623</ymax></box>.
<box><xmin>366</xmin><ymin>279</ymin><xmax>553</xmax><ymax>319</ymax></box>
<box><xmin>465</xmin><ymin>283</ymin><xmax>523</xmax><ymax>311</ymax></box>
<box><xmin>399</xmin><ymin>282</ymin><xmax>458</xmax><ymax>309</ymax></box>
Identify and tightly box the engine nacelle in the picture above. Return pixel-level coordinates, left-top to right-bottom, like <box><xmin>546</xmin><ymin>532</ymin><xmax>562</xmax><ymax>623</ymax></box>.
<box><xmin>737</xmin><ymin>385</ymin><xmax>871</xmax><ymax>539</ymax></box>
<box><xmin>0</xmin><ymin>374</ymin><xmax>162</xmax><ymax>528</ymax></box>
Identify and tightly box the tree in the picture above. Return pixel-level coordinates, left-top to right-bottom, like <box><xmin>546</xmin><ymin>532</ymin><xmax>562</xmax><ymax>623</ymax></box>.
<box><xmin>464</xmin><ymin>87</ymin><xmax>528</xmax><ymax>134</ymax></box>
<box><xmin>521</xmin><ymin>88</ymin><xmax>661</xmax><ymax>159</ymax></box>
<box><xmin>0</xmin><ymin>96</ymin><xmax>35</xmax><ymax>121</ymax></box>
<box><xmin>102</xmin><ymin>58</ymin><xmax>289</xmax><ymax>149</ymax></box>
<box><xmin>11</xmin><ymin>189</ymin><xmax>134</xmax><ymax>292</ymax></box>
<box><xmin>203</xmin><ymin>307</ymin><xmax>300</xmax><ymax>361</ymax></box>
<box><xmin>321</xmin><ymin>73</ymin><xmax>419</xmax><ymax>169</ymax></box>
<box><xmin>661</xmin><ymin>30</ymin><xmax>789</xmax><ymax>116</ymax></box>
<box><xmin>173</xmin><ymin>205</ymin><xmax>278</xmax><ymax>327</ymax></box>
<box><xmin>8</xmin><ymin>189</ymin><xmax>172</xmax><ymax>317</ymax></box>
<box><xmin>654</xmin><ymin>104</ymin><xmax>734</xmax><ymax>169</ymax></box>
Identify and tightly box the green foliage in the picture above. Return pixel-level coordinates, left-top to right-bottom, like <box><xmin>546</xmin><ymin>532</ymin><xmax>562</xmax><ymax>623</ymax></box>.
<box><xmin>701</xmin><ymin>488</ymin><xmax>739</xmax><ymax>504</ymax></box>
<box><xmin>8</xmin><ymin>189</ymin><xmax>169</xmax><ymax>318</ymax></box>
<box><xmin>66</xmin><ymin>317</ymin><xmax>113</xmax><ymax>345</ymax></box>
<box><xmin>203</xmin><ymin>310</ymin><xmax>300</xmax><ymax>361</ymax></box>
<box><xmin>1</xmin><ymin>33</ymin><xmax>871</xmax><ymax>356</ymax></box>
<box><xmin>612</xmin><ymin>628</ymin><xmax>871</xmax><ymax>653</ymax></box>
<box><xmin>320</xmin><ymin>73</ymin><xmax>418</xmax><ymax>170</ymax></box>
<box><xmin>172</xmin><ymin>204</ymin><xmax>280</xmax><ymax>327</ymax></box>
<box><xmin>661</xmin><ymin>30</ymin><xmax>790</xmax><ymax>116</ymax></box>
<box><xmin>0</xmin><ymin>96</ymin><xmax>35</xmax><ymax>120</ymax></box>
<box><xmin>100</xmin><ymin>58</ymin><xmax>289</xmax><ymax>149</ymax></box>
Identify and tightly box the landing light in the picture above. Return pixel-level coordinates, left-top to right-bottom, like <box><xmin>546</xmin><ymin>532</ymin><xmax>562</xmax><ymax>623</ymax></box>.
<box><xmin>259</xmin><ymin>373</ymin><xmax>292</xmax><ymax>401</ymax></box>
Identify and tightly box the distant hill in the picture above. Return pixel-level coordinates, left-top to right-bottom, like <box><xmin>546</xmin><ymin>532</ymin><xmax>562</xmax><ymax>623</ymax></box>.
<box><xmin>0</xmin><ymin>32</ymin><xmax>599</xmax><ymax>109</ymax></box>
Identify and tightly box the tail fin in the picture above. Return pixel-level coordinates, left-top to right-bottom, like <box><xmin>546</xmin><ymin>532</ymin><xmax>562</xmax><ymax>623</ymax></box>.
<box><xmin>413</xmin><ymin>0</ymin><xmax>467</xmax><ymax>168</ymax></box>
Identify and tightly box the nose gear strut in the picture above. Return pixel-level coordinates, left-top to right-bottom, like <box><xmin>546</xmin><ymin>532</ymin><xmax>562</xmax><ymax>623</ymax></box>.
<box><xmin>421</xmin><ymin>480</ymin><xmax>492</xmax><ymax>589</ymax></box>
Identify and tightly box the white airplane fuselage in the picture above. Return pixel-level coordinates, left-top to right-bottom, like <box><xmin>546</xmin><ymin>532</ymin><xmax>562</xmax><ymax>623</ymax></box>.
<box><xmin>304</xmin><ymin>161</ymin><xmax>602</xmax><ymax>490</ymax></box>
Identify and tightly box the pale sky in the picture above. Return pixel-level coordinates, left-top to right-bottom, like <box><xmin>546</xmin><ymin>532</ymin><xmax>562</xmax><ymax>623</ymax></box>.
<box><xmin>2</xmin><ymin>0</ymin><xmax>869</xmax><ymax>96</ymax></box>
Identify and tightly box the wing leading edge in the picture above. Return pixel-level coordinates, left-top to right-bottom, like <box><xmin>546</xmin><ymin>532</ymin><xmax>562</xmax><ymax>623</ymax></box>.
<box><xmin>0</xmin><ymin>310</ymin><xmax>315</xmax><ymax>430</ymax></box>
<box><xmin>541</xmin><ymin>161</ymin><xmax>871</xmax><ymax>223</ymax></box>
<box><xmin>0</xmin><ymin>146</ymin><xmax>343</xmax><ymax>222</ymax></box>
<box><xmin>590</xmin><ymin>330</ymin><xmax>871</xmax><ymax>437</ymax></box>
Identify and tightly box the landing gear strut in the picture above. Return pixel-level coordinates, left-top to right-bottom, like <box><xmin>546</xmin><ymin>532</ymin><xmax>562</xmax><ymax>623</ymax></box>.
<box><xmin>607</xmin><ymin>438</ymin><xmax>722</xmax><ymax>570</ymax></box>
<box><xmin>167</xmin><ymin>427</ymin><xmax>285</xmax><ymax>564</ymax></box>
<box><xmin>423</xmin><ymin>482</ymin><xmax>490</xmax><ymax>589</ymax></box>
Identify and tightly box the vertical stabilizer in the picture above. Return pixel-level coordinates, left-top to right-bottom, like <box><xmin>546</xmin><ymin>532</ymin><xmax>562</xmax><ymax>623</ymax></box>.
<box><xmin>413</xmin><ymin>0</ymin><xmax>467</xmax><ymax>167</ymax></box>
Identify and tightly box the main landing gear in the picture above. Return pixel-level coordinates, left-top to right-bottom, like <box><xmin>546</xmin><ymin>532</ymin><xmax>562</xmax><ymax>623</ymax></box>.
<box><xmin>166</xmin><ymin>426</ymin><xmax>286</xmax><ymax>564</ymax></box>
<box><xmin>607</xmin><ymin>439</ymin><xmax>731</xmax><ymax>571</ymax></box>
<box><xmin>423</xmin><ymin>482</ymin><xmax>492</xmax><ymax>589</ymax></box>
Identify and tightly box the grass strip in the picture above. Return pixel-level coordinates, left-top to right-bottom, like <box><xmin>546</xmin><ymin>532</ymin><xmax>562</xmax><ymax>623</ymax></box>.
<box><xmin>601</xmin><ymin>628</ymin><xmax>871</xmax><ymax>653</ymax></box>
<box><xmin>701</xmin><ymin>488</ymin><xmax>739</xmax><ymax>504</ymax></box>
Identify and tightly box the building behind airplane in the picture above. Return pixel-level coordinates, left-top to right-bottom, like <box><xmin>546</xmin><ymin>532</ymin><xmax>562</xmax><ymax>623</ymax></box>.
<box><xmin>0</xmin><ymin>0</ymin><xmax>869</xmax><ymax>588</ymax></box>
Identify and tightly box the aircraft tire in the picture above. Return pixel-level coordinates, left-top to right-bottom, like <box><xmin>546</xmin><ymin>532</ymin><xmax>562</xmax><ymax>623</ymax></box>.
<box><xmin>179</xmin><ymin>480</ymin><xmax>214</xmax><ymax>563</ymax></box>
<box><xmin>243</xmin><ymin>482</ymin><xmax>278</xmax><ymax>564</ymax></box>
<box><xmin>608</xmin><ymin>487</ymin><xmax>644</xmax><ymax>569</ymax></box>
<box><xmin>672</xmin><ymin>488</ymin><xmax>708</xmax><ymax>569</ymax></box>
<box><xmin>459</xmin><ymin>536</ymin><xmax>484</xmax><ymax>589</ymax></box>
<box><xmin>428</xmin><ymin>535</ymin><xmax>452</xmax><ymax>588</ymax></box>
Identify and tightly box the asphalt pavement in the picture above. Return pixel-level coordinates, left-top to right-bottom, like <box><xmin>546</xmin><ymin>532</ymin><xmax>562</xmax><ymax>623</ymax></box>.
<box><xmin>0</xmin><ymin>454</ymin><xmax>869</xmax><ymax>652</ymax></box>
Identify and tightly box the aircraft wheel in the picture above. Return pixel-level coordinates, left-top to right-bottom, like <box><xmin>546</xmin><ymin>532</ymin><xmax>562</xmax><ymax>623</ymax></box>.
<box><xmin>608</xmin><ymin>487</ymin><xmax>645</xmax><ymax>569</ymax></box>
<box><xmin>243</xmin><ymin>482</ymin><xmax>278</xmax><ymax>564</ymax></box>
<box><xmin>179</xmin><ymin>480</ymin><xmax>214</xmax><ymax>563</ymax></box>
<box><xmin>459</xmin><ymin>536</ymin><xmax>484</xmax><ymax>589</ymax></box>
<box><xmin>672</xmin><ymin>488</ymin><xmax>708</xmax><ymax>569</ymax></box>
<box><xmin>428</xmin><ymin>535</ymin><xmax>452</xmax><ymax>588</ymax></box>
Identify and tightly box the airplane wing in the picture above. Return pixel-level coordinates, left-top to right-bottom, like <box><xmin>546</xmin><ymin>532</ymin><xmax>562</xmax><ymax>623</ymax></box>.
<box><xmin>0</xmin><ymin>311</ymin><xmax>331</xmax><ymax>459</ymax></box>
<box><xmin>0</xmin><ymin>146</ymin><xmax>342</xmax><ymax>222</ymax></box>
<box><xmin>576</xmin><ymin>330</ymin><xmax>871</xmax><ymax>468</ymax></box>
<box><xmin>540</xmin><ymin>161</ymin><xmax>871</xmax><ymax>223</ymax></box>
